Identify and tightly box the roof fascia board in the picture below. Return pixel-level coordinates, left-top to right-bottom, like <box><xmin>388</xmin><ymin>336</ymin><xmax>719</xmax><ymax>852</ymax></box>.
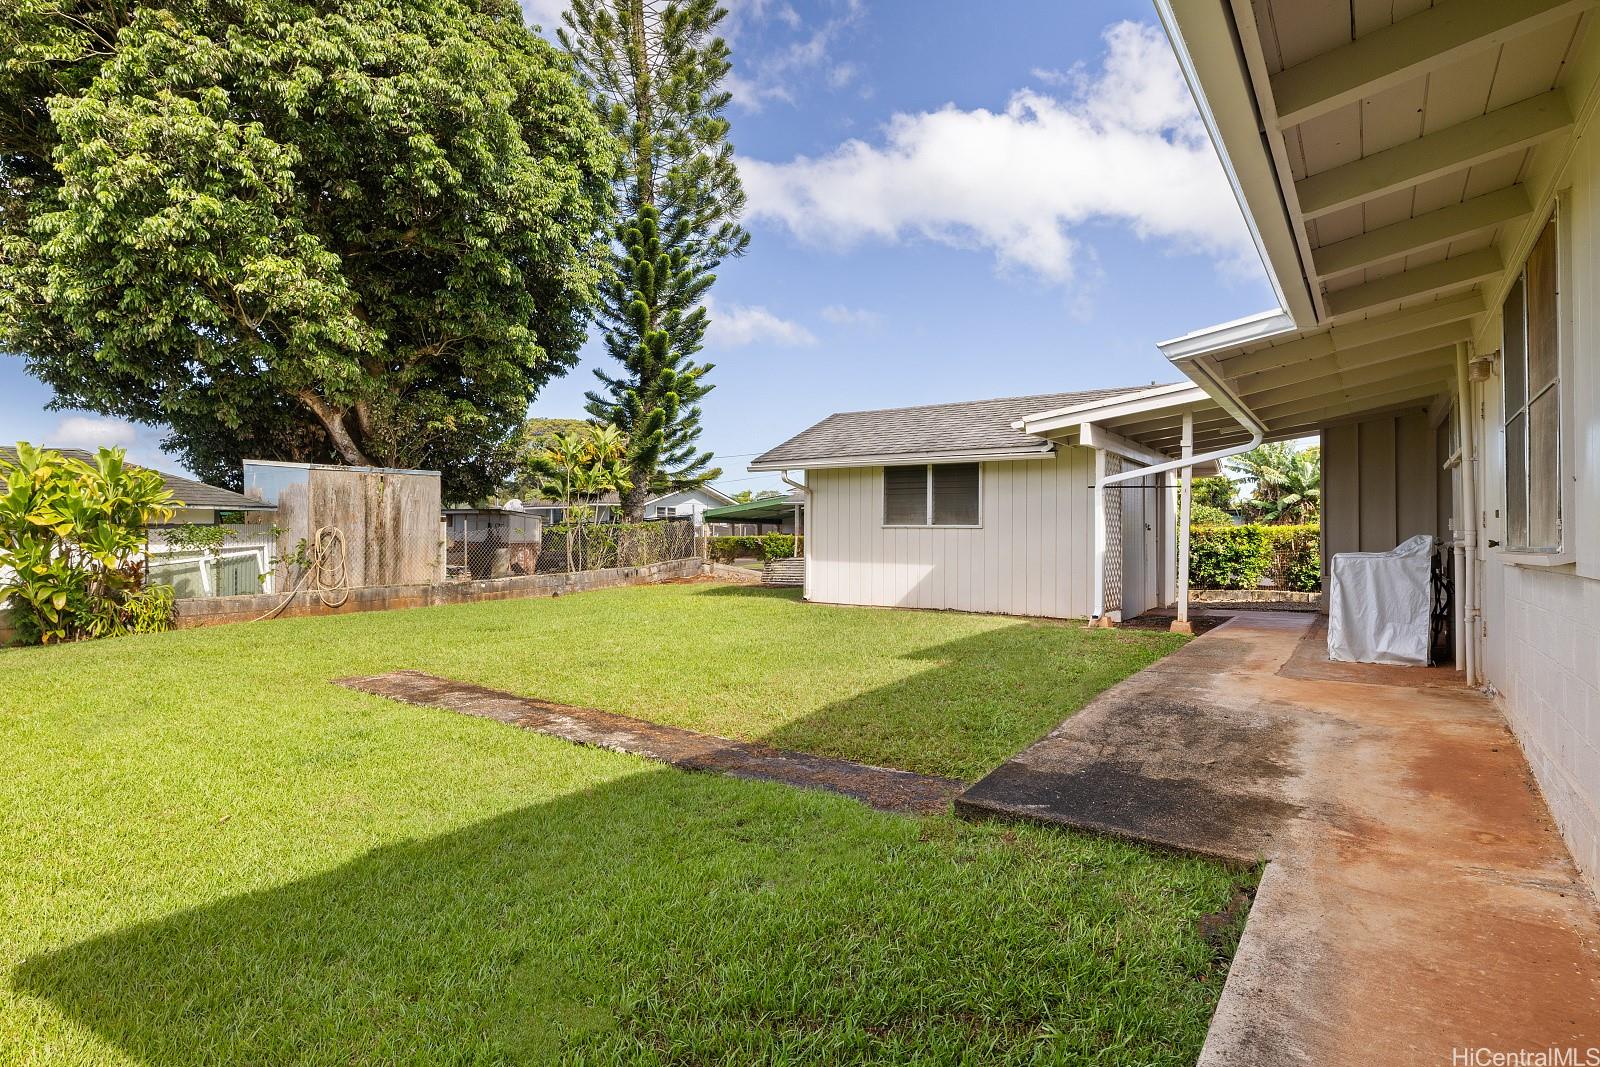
<box><xmin>1153</xmin><ymin>0</ymin><xmax>1316</xmax><ymax>324</ymax></box>
<box><xmin>748</xmin><ymin>446</ymin><xmax>1056</xmax><ymax>472</ymax></box>
<box><xmin>1009</xmin><ymin>382</ymin><xmax>1196</xmax><ymax>427</ymax></box>
<box><xmin>1018</xmin><ymin>387</ymin><xmax>1211</xmax><ymax>436</ymax></box>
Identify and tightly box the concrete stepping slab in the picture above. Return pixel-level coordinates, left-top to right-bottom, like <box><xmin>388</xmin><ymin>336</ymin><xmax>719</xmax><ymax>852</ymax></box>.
<box><xmin>336</xmin><ymin>670</ymin><xmax>963</xmax><ymax>815</ymax></box>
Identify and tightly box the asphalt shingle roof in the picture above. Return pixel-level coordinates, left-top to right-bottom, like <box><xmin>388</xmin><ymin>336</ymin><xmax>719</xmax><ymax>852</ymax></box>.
<box><xmin>0</xmin><ymin>446</ymin><xmax>272</xmax><ymax>510</ymax></box>
<box><xmin>749</xmin><ymin>386</ymin><xmax>1158</xmax><ymax>469</ymax></box>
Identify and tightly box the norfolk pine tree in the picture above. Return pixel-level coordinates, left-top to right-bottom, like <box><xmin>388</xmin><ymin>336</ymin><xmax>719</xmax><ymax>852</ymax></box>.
<box><xmin>560</xmin><ymin>0</ymin><xmax>749</xmax><ymax>520</ymax></box>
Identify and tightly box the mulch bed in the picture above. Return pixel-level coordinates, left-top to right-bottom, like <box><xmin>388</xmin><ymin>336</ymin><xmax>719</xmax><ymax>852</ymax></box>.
<box><xmin>335</xmin><ymin>670</ymin><xmax>964</xmax><ymax>816</ymax></box>
<box><xmin>1119</xmin><ymin>612</ymin><xmax>1234</xmax><ymax>635</ymax></box>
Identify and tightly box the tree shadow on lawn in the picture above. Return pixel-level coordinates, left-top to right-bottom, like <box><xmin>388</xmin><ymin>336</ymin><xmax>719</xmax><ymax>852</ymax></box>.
<box><xmin>14</xmin><ymin>765</ymin><xmax>1233</xmax><ymax>1066</ymax></box>
<box><xmin>697</xmin><ymin>601</ymin><xmax>1185</xmax><ymax>782</ymax></box>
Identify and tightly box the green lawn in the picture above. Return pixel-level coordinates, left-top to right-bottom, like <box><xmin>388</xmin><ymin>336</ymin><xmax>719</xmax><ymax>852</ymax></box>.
<box><xmin>1</xmin><ymin>583</ymin><xmax>1246</xmax><ymax>1065</ymax></box>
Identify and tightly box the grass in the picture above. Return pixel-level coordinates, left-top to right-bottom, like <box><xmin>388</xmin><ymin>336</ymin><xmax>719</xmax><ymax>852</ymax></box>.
<box><xmin>0</xmin><ymin>582</ymin><xmax>1247</xmax><ymax>1065</ymax></box>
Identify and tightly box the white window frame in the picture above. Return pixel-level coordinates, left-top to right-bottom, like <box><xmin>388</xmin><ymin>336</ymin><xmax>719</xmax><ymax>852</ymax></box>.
<box><xmin>1498</xmin><ymin>199</ymin><xmax>1576</xmax><ymax>567</ymax></box>
<box><xmin>881</xmin><ymin>462</ymin><xmax>983</xmax><ymax>529</ymax></box>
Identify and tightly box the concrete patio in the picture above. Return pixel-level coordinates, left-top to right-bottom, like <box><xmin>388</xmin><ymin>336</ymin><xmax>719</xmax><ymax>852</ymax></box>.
<box><xmin>958</xmin><ymin>611</ymin><xmax>1600</xmax><ymax>1064</ymax></box>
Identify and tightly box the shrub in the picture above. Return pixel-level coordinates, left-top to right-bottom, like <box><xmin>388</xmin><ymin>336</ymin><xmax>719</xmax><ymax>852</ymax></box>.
<box><xmin>1261</xmin><ymin>524</ymin><xmax>1322</xmax><ymax>592</ymax></box>
<box><xmin>1188</xmin><ymin>525</ymin><xmax>1272</xmax><ymax>590</ymax></box>
<box><xmin>707</xmin><ymin>534</ymin><xmax>802</xmax><ymax>563</ymax></box>
<box><xmin>0</xmin><ymin>444</ymin><xmax>177</xmax><ymax>643</ymax></box>
<box><xmin>1188</xmin><ymin>503</ymin><xmax>1234</xmax><ymax>527</ymax></box>
<box><xmin>1188</xmin><ymin>522</ymin><xmax>1320</xmax><ymax>591</ymax></box>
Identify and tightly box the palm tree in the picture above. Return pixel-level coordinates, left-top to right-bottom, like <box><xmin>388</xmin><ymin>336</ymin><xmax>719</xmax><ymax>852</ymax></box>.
<box><xmin>528</xmin><ymin>426</ymin><xmax>633</xmax><ymax>571</ymax></box>
<box><xmin>1227</xmin><ymin>443</ymin><xmax>1321</xmax><ymax>525</ymax></box>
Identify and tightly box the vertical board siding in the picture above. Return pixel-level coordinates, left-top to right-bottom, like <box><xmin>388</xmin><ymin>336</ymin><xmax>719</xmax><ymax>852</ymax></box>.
<box><xmin>1324</xmin><ymin>411</ymin><xmax>1443</xmax><ymax>562</ymax></box>
<box><xmin>807</xmin><ymin>451</ymin><xmax>1095</xmax><ymax>618</ymax></box>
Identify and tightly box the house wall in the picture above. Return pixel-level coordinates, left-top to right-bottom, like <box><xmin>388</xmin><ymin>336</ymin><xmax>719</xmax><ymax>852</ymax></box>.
<box><xmin>1322</xmin><ymin>411</ymin><xmax>1443</xmax><ymax>571</ymax></box>
<box><xmin>644</xmin><ymin>488</ymin><xmax>731</xmax><ymax>519</ymax></box>
<box><xmin>805</xmin><ymin>450</ymin><xmax>1096</xmax><ymax>618</ymax></box>
<box><xmin>1470</xmin><ymin>105</ymin><xmax>1600</xmax><ymax>891</ymax></box>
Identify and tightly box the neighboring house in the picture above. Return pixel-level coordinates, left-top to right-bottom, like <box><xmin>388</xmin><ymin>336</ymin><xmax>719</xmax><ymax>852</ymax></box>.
<box><xmin>642</xmin><ymin>485</ymin><xmax>736</xmax><ymax>521</ymax></box>
<box><xmin>0</xmin><ymin>445</ymin><xmax>277</xmax><ymax>596</ymax></box>
<box><xmin>512</xmin><ymin>487</ymin><xmax>732</xmax><ymax>526</ymax></box>
<box><xmin>749</xmin><ymin>387</ymin><xmax>1220</xmax><ymax>620</ymax></box>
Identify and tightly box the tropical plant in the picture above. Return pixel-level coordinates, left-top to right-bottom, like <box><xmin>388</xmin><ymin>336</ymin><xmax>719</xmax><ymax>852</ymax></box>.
<box><xmin>1192</xmin><ymin>476</ymin><xmax>1239</xmax><ymax>516</ymax></box>
<box><xmin>0</xmin><ymin>0</ymin><xmax>614</xmax><ymax>499</ymax></box>
<box><xmin>731</xmin><ymin>489</ymin><xmax>784</xmax><ymax>503</ymax></box>
<box><xmin>1227</xmin><ymin>443</ymin><xmax>1321</xmax><ymax>525</ymax></box>
<box><xmin>525</xmin><ymin>425</ymin><xmax>633</xmax><ymax>571</ymax></box>
<box><xmin>562</xmin><ymin>0</ymin><xmax>748</xmax><ymax>518</ymax></box>
<box><xmin>0</xmin><ymin>444</ymin><xmax>177</xmax><ymax>643</ymax></box>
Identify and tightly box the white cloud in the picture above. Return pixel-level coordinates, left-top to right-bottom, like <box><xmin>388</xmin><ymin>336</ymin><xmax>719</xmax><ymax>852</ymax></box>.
<box><xmin>820</xmin><ymin>304</ymin><xmax>881</xmax><ymax>327</ymax></box>
<box><xmin>51</xmin><ymin>415</ymin><xmax>138</xmax><ymax>451</ymax></box>
<box><xmin>519</xmin><ymin>0</ymin><xmax>566</xmax><ymax>32</ymax></box>
<box><xmin>705</xmin><ymin>301</ymin><xmax>816</xmax><ymax>347</ymax></box>
<box><xmin>738</xmin><ymin>20</ymin><xmax>1255</xmax><ymax>284</ymax></box>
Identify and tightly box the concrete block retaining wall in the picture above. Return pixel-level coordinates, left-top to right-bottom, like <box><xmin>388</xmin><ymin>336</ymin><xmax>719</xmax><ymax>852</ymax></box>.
<box><xmin>1</xmin><ymin>557</ymin><xmax>706</xmax><ymax>643</ymax></box>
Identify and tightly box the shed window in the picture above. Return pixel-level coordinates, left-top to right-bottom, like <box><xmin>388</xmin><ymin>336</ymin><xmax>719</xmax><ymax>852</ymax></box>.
<box><xmin>1502</xmin><ymin>216</ymin><xmax>1563</xmax><ymax>553</ymax></box>
<box><xmin>883</xmin><ymin>463</ymin><xmax>980</xmax><ymax>526</ymax></box>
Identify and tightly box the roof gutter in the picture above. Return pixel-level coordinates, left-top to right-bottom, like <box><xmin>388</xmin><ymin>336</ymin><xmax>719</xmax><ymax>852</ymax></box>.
<box><xmin>749</xmin><ymin>444</ymin><xmax>1055</xmax><ymax>472</ymax></box>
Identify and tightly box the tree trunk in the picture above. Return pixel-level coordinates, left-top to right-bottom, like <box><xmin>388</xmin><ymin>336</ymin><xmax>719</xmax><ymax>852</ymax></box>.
<box><xmin>297</xmin><ymin>390</ymin><xmax>374</xmax><ymax>467</ymax></box>
<box><xmin>620</xmin><ymin>479</ymin><xmax>651</xmax><ymax>523</ymax></box>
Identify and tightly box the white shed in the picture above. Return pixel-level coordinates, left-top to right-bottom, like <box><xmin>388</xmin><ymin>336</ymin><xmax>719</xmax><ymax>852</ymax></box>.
<box><xmin>748</xmin><ymin>387</ymin><xmax>1217</xmax><ymax>622</ymax></box>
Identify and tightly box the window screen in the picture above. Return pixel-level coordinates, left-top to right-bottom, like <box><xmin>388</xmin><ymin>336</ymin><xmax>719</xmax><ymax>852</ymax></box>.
<box><xmin>884</xmin><ymin>465</ymin><xmax>929</xmax><ymax>525</ymax></box>
<box><xmin>1502</xmin><ymin>216</ymin><xmax>1562</xmax><ymax>553</ymax></box>
<box><xmin>931</xmin><ymin>464</ymin><xmax>980</xmax><ymax>525</ymax></box>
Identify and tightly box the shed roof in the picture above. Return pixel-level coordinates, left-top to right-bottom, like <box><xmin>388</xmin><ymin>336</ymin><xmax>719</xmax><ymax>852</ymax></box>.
<box><xmin>0</xmin><ymin>446</ymin><xmax>272</xmax><ymax>511</ymax></box>
<box><xmin>749</xmin><ymin>386</ymin><xmax>1158</xmax><ymax>470</ymax></box>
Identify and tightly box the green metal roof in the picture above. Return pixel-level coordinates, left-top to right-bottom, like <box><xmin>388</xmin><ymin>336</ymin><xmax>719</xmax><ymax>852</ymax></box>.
<box><xmin>702</xmin><ymin>495</ymin><xmax>804</xmax><ymax>522</ymax></box>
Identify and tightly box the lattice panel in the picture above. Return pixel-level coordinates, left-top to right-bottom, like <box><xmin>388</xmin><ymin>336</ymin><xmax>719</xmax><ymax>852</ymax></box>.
<box><xmin>1102</xmin><ymin>454</ymin><xmax>1123</xmax><ymax>614</ymax></box>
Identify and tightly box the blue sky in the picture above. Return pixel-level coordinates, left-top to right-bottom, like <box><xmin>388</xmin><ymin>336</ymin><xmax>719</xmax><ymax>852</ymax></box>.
<box><xmin>0</xmin><ymin>0</ymin><xmax>1277</xmax><ymax>494</ymax></box>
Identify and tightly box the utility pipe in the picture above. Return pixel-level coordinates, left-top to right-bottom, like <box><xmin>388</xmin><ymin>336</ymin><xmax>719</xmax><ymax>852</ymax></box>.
<box><xmin>1454</xmin><ymin>343</ymin><xmax>1480</xmax><ymax>686</ymax></box>
<box><xmin>1098</xmin><ymin>360</ymin><xmax>1266</xmax><ymax>488</ymax></box>
<box><xmin>1090</xmin><ymin>358</ymin><xmax>1265</xmax><ymax>624</ymax></box>
<box><xmin>1173</xmin><ymin>412</ymin><xmax>1194</xmax><ymax>634</ymax></box>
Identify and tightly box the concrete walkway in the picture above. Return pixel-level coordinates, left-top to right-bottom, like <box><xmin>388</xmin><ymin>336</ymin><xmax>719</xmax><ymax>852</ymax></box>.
<box><xmin>958</xmin><ymin>612</ymin><xmax>1600</xmax><ymax>1065</ymax></box>
<box><xmin>337</xmin><ymin>670</ymin><xmax>964</xmax><ymax>815</ymax></box>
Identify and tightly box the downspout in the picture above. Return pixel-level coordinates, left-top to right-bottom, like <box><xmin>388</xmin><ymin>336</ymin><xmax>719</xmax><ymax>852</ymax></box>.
<box><xmin>1454</xmin><ymin>343</ymin><xmax>1480</xmax><ymax>687</ymax></box>
<box><xmin>780</xmin><ymin>470</ymin><xmax>810</xmax><ymax>601</ymax></box>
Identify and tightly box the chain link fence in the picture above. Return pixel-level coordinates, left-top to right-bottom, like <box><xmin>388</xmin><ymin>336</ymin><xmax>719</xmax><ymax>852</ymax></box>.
<box><xmin>535</xmin><ymin>519</ymin><xmax>697</xmax><ymax>575</ymax></box>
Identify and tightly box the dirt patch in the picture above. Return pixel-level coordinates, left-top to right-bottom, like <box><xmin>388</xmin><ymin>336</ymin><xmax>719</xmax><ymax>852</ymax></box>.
<box><xmin>1119</xmin><ymin>611</ymin><xmax>1233</xmax><ymax>635</ymax></box>
<box><xmin>1276</xmin><ymin>615</ymin><xmax>1463</xmax><ymax>687</ymax></box>
<box><xmin>336</xmin><ymin>671</ymin><xmax>963</xmax><ymax>816</ymax></box>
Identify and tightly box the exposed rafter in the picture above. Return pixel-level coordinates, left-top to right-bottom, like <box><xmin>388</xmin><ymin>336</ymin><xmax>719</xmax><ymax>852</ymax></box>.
<box><xmin>1323</xmin><ymin>249</ymin><xmax>1502</xmax><ymax>317</ymax></box>
<box><xmin>1236</xmin><ymin>336</ymin><xmax>1462</xmax><ymax>396</ymax></box>
<box><xmin>1296</xmin><ymin>92</ymin><xmax>1571</xmax><ymax>219</ymax></box>
<box><xmin>1313</xmin><ymin>186</ymin><xmax>1532</xmax><ymax>278</ymax></box>
<box><xmin>1237</xmin><ymin>350</ymin><xmax>1456</xmax><ymax>407</ymax></box>
<box><xmin>1270</xmin><ymin>0</ymin><xmax>1595</xmax><ymax>128</ymax></box>
<box><xmin>1256</xmin><ymin>376</ymin><xmax>1451</xmax><ymax>425</ymax></box>
<box><xmin>1212</xmin><ymin>293</ymin><xmax>1483</xmax><ymax>379</ymax></box>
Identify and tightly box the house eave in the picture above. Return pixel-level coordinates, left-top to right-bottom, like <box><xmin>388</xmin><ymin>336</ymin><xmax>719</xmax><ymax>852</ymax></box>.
<box><xmin>748</xmin><ymin>445</ymin><xmax>1056</xmax><ymax>472</ymax></box>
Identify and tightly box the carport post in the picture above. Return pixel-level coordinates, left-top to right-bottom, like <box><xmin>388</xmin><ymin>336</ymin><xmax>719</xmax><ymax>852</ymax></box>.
<box><xmin>1171</xmin><ymin>412</ymin><xmax>1194</xmax><ymax>635</ymax></box>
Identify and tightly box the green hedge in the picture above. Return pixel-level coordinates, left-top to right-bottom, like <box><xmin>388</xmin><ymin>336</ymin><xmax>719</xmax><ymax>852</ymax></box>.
<box><xmin>708</xmin><ymin>534</ymin><xmax>802</xmax><ymax>563</ymax></box>
<box><xmin>1189</xmin><ymin>523</ymin><xmax>1319</xmax><ymax>591</ymax></box>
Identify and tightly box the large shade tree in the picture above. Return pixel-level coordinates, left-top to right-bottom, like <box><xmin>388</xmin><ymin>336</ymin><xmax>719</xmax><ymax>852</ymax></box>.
<box><xmin>0</xmin><ymin>0</ymin><xmax>614</xmax><ymax>498</ymax></box>
<box><xmin>561</xmin><ymin>0</ymin><xmax>748</xmax><ymax>519</ymax></box>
